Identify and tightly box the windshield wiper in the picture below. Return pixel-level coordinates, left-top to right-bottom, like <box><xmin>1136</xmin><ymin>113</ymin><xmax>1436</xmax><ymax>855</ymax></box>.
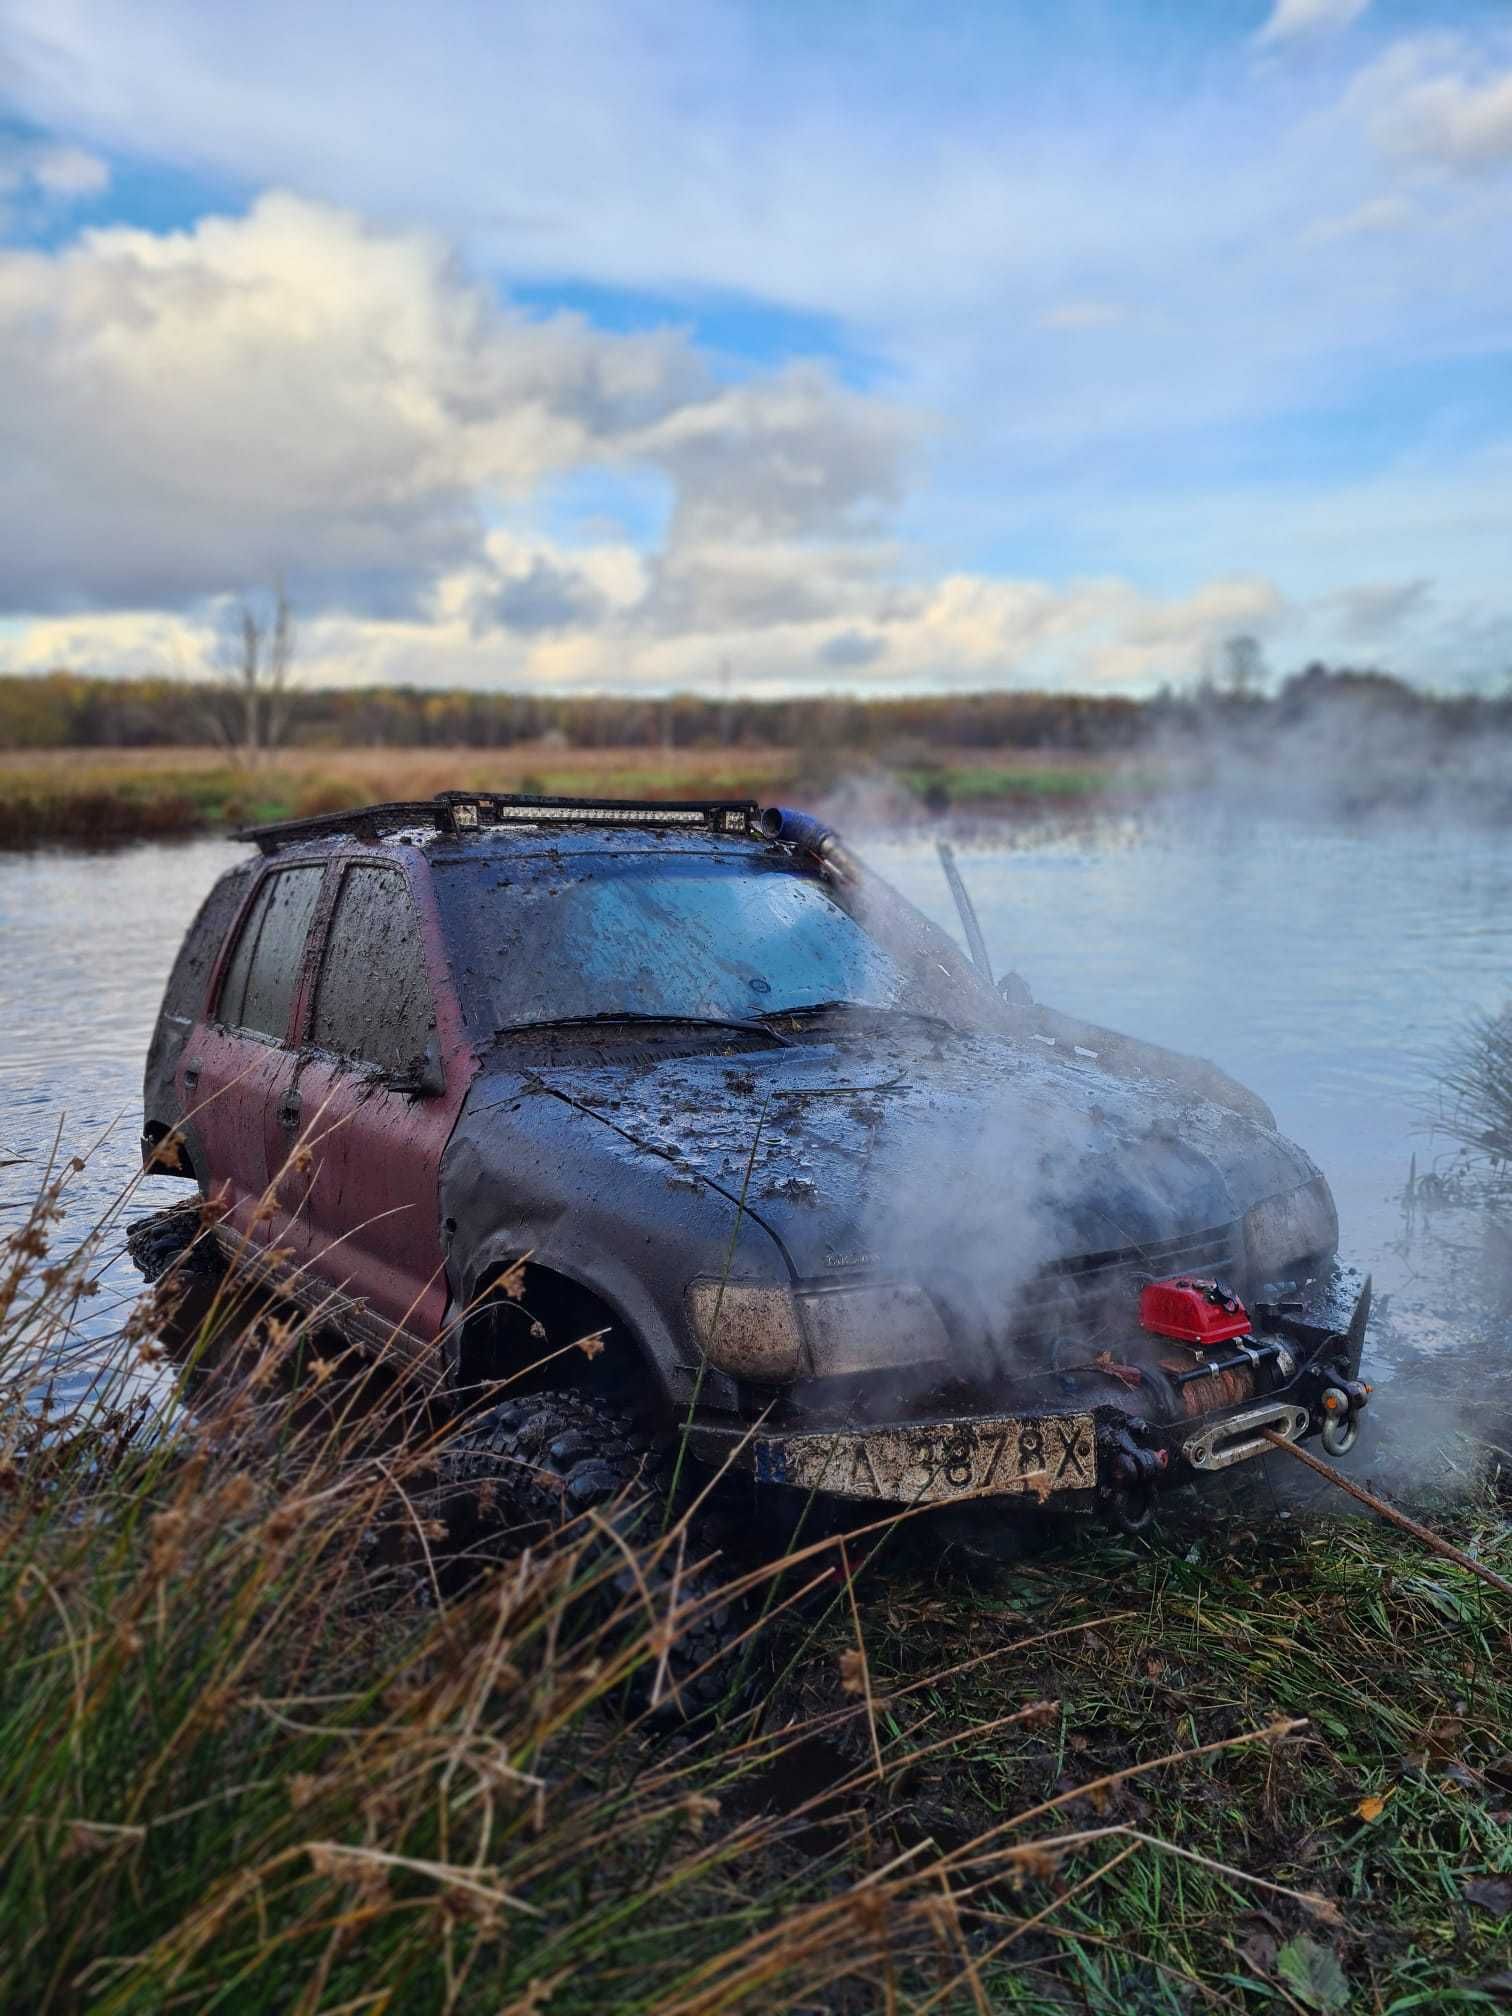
<box><xmin>760</xmin><ymin>1000</ymin><xmax>960</xmax><ymax>1036</ymax></box>
<box><xmin>501</xmin><ymin>1012</ymin><xmax>793</xmax><ymax>1047</ymax></box>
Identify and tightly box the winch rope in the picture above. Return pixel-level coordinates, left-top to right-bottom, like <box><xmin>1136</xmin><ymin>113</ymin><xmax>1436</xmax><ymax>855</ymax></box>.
<box><xmin>1260</xmin><ymin>1428</ymin><xmax>1512</xmax><ymax>1601</ymax></box>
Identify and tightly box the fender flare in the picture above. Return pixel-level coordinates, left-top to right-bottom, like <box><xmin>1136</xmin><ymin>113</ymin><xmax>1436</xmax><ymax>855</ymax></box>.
<box><xmin>448</xmin><ymin>1233</ymin><xmax>693</xmax><ymax>1409</ymax></box>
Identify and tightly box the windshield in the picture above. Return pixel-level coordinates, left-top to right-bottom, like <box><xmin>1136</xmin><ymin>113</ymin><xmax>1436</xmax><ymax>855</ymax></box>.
<box><xmin>433</xmin><ymin>853</ymin><xmax>982</xmax><ymax>1035</ymax></box>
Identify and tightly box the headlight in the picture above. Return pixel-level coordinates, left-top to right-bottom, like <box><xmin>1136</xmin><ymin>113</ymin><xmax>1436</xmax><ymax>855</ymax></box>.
<box><xmin>798</xmin><ymin>1283</ymin><xmax>951</xmax><ymax>1376</ymax></box>
<box><xmin>1242</xmin><ymin>1177</ymin><xmax>1338</xmax><ymax>1285</ymax></box>
<box><xmin>686</xmin><ymin>1281</ymin><xmax>807</xmax><ymax>1383</ymax></box>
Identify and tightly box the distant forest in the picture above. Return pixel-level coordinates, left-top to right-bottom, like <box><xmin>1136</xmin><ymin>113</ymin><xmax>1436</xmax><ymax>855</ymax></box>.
<box><xmin>0</xmin><ymin>661</ymin><xmax>1505</xmax><ymax>754</ymax></box>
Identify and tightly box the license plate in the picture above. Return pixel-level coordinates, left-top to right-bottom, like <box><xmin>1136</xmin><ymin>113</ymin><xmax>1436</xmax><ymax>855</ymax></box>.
<box><xmin>753</xmin><ymin>1413</ymin><xmax>1098</xmax><ymax>1502</ymax></box>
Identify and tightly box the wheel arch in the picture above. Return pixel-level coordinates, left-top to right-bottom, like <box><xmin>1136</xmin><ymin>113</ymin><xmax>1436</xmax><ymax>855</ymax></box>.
<box><xmin>141</xmin><ymin>1116</ymin><xmax>199</xmax><ymax>1182</ymax></box>
<box><xmin>449</xmin><ymin>1248</ymin><xmax>681</xmax><ymax>1423</ymax></box>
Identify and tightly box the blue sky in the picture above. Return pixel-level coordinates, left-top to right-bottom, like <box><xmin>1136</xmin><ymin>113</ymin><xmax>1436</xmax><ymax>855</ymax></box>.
<box><xmin>0</xmin><ymin>0</ymin><xmax>1508</xmax><ymax>694</ymax></box>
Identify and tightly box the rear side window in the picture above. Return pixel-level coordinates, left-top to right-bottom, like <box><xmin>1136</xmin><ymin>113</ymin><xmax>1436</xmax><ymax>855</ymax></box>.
<box><xmin>217</xmin><ymin>866</ymin><xmax>325</xmax><ymax>1040</ymax></box>
<box><xmin>311</xmin><ymin>865</ymin><xmax>433</xmax><ymax>1073</ymax></box>
<box><xmin>160</xmin><ymin>861</ymin><xmax>258</xmax><ymax>1027</ymax></box>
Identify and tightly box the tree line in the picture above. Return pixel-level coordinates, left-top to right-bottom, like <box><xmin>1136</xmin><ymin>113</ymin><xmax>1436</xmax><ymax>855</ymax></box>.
<box><xmin>0</xmin><ymin>660</ymin><xmax>1505</xmax><ymax>755</ymax></box>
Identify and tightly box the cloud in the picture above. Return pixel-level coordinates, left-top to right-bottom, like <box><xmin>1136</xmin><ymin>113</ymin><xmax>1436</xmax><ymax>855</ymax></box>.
<box><xmin>0</xmin><ymin>133</ymin><xmax>108</xmax><ymax>230</ymax></box>
<box><xmin>490</xmin><ymin>557</ymin><xmax>607</xmax><ymax>635</ymax></box>
<box><xmin>0</xmin><ymin>5</ymin><xmax>1508</xmax><ymax>709</ymax></box>
<box><xmin>4</xmin><ymin>606</ymin><xmax>216</xmax><ymax>679</ymax></box>
<box><xmin>5</xmin><ymin>0</ymin><xmax>1511</xmax><ymax>489</ymax></box>
<box><xmin>820</xmin><ymin>629</ymin><xmax>886</xmax><ymax>670</ymax></box>
<box><xmin>1304</xmin><ymin>194</ymin><xmax>1415</xmax><ymax>244</ymax></box>
<box><xmin>1372</xmin><ymin>50</ymin><xmax>1512</xmax><ymax>173</ymax></box>
<box><xmin>0</xmin><ymin>135</ymin><xmax>108</xmax><ymax>199</ymax></box>
<box><xmin>1254</xmin><ymin>0</ymin><xmax>1370</xmax><ymax>48</ymax></box>
<box><xmin>639</xmin><ymin>539</ymin><xmax>898</xmax><ymax>638</ymax></box>
<box><xmin>1316</xmin><ymin>577</ymin><xmax>1433</xmax><ymax>638</ymax></box>
<box><xmin>3</xmin><ymin>556</ymin><xmax>1299</xmax><ymax>699</ymax></box>
<box><xmin>0</xmin><ymin>186</ymin><xmax>1317</xmax><ymax>697</ymax></box>
<box><xmin>640</xmin><ymin>368</ymin><xmax>911</xmax><ymax>545</ymax></box>
<box><xmin>27</xmin><ymin>142</ymin><xmax>108</xmax><ymax>196</ymax></box>
<box><xmin>0</xmin><ymin>192</ymin><xmax>906</xmax><ymax>613</ymax></box>
<box><xmin>1039</xmin><ymin>301</ymin><xmax>1126</xmax><ymax>332</ymax></box>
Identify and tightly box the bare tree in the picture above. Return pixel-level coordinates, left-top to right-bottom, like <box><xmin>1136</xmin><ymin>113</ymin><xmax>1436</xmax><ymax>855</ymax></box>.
<box><xmin>1217</xmin><ymin>632</ymin><xmax>1268</xmax><ymax>700</ymax></box>
<box><xmin>204</xmin><ymin>583</ymin><xmax>297</xmax><ymax>762</ymax></box>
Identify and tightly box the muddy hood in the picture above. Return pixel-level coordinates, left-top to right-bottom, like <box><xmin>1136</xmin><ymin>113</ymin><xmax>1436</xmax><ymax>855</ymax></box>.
<box><xmin>521</xmin><ymin>1029</ymin><xmax>1321</xmax><ymax>1286</ymax></box>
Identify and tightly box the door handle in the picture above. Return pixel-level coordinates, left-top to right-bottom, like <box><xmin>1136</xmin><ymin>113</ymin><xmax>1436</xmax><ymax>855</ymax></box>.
<box><xmin>277</xmin><ymin>1096</ymin><xmax>302</xmax><ymax>1132</ymax></box>
<box><xmin>183</xmin><ymin>1061</ymin><xmax>200</xmax><ymax>1092</ymax></box>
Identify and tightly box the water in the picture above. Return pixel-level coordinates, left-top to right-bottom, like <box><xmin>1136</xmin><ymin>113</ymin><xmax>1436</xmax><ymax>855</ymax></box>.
<box><xmin>0</xmin><ymin>837</ymin><xmax>241</xmax><ymax>1398</ymax></box>
<box><xmin>3</xmin><ymin>814</ymin><xmax>1511</xmax><ymax>1390</ymax></box>
<box><xmin>877</xmin><ymin>810</ymin><xmax>1512</xmax><ymax>1300</ymax></box>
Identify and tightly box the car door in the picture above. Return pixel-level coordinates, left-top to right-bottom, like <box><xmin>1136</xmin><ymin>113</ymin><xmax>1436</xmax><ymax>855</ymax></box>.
<box><xmin>179</xmin><ymin>861</ymin><xmax>326</xmax><ymax>1248</ymax></box>
<box><xmin>277</xmin><ymin>856</ymin><xmax>466</xmax><ymax>1348</ymax></box>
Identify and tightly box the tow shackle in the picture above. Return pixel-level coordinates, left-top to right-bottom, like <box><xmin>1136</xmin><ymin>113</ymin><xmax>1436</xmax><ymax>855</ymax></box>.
<box><xmin>1108</xmin><ymin>1479</ymin><xmax>1157</xmax><ymax>1534</ymax></box>
<box><xmin>1102</xmin><ymin>1427</ymin><xmax>1168</xmax><ymax>1534</ymax></box>
<box><xmin>1319</xmin><ymin>1377</ymin><xmax>1372</xmax><ymax>1458</ymax></box>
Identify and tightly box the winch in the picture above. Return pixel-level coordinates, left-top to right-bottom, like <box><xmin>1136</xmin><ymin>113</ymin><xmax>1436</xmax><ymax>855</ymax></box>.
<box><xmin>1139</xmin><ymin>1272</ymin><xmax>1373</xmax><ymax>1459</ymax></box>
<box><xmin>1139</xmin><ymin>1275</ymin><xmax>1251</xmax><ymax>1346</ymax></box>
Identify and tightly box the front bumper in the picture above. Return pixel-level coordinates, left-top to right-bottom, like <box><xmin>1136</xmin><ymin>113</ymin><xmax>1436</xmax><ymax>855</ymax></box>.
<box><xmin>711</xmin><ymin>1266</ymin><xmax>1372</xmax><ymax>1516</ymax></box>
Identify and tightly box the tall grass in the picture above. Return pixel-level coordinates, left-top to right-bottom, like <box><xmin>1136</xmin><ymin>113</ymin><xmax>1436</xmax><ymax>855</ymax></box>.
<box><xmin>0</xmin><ymin>1147</ymin><xmax>1157</xmax><ymax>2013</ymax></box>
<box><xmin>0</xmin><ymin>1152</ymin><xmax>869</xmax><ymax>2012</ymax></box>
<box><xmin>5</xmin><ymin>1141</ymin><xmax>1510</xmax><ymax>2011</ymax></box>
<box><xmin>1436</xmin><ymin>1003</ymin><xmax>1512</xmax><ymax>1170</ymax></box>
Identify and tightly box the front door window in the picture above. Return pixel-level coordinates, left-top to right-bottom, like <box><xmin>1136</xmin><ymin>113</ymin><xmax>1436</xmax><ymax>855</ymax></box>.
<box><xmin>311</xmin><ymin>865</ymin><xmax>433</xmax><ymax>1074</ymax></box>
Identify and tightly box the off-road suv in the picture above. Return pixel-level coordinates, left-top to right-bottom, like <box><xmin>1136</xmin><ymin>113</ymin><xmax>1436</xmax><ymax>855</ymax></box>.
<box><xmin>140</xmin><ymin>792</ymin><xmax>1370</xmax><ymax>1550</ymax></box>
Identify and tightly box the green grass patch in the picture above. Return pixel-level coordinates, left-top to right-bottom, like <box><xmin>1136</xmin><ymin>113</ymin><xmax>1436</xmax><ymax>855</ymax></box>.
<box><xmin>897</xmin><ymin>761</ymin><xmax>1166</xmax><ymax>808</ymax></box>
<box><xmin>814</xmin><ymin>1507</ymin><xmax>1512</xmax><ymax>2010</ymax></box>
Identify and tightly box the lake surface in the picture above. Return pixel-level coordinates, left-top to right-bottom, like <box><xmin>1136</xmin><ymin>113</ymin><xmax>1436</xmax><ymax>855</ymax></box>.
<box><xmin>3</xmin><ymin>810</ymin><xmax>1510</xmax><ymax>1399</ymax></box>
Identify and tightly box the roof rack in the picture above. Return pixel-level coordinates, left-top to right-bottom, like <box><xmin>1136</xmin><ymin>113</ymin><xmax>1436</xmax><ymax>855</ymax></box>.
<box><xmin>235</xmin><ymin>792</ymin><xmax>764</xmax><ymax>855</ymax></box>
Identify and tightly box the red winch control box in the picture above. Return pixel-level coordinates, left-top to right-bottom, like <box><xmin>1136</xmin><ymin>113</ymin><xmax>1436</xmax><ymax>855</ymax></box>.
<box><xmin>1139</xmin><ymin>1276</ymin><xmax>1251</xmax><ymax>1348</ymax></box>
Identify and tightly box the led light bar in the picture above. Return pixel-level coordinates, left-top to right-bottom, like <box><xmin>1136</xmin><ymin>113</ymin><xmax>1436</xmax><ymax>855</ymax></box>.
<box><xmin>491</xmin><ymin>803</ymin><xmax>709</xmax><ymax>826</ymax></box>
<box><xmin>442</xmin><ymin>794</ymin><xmax>758</xmax><ymax>835</ymax></box>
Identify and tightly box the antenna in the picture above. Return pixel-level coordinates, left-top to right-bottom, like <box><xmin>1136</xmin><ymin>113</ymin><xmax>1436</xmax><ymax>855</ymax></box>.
<box><xmin>935</xmin><ymin>839</ymin><xmax>993</xmax><ymax>983</ymax></box>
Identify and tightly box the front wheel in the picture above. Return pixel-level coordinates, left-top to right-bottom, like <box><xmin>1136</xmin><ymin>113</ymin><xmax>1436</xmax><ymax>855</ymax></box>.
<box><xmin>429</xmin><ymin>1390</ymin><xmax>750</xmax><ymax>1720</ymax></box>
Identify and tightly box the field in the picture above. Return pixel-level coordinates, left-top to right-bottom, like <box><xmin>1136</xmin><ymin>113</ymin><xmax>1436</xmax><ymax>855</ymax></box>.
<box><xmin>4</xmin><ymin>1159</ymin><xmax>1510</xmax><ymax>2013</ymax></box>
<box><xmin>0</xmin><ymin>744</ymin><xmax>1152</xmax><ymax>848</ymax></box>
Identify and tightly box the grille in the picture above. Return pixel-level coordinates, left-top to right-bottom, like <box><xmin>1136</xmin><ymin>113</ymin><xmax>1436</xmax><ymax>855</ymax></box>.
<box><xmin>1002</xmin><ymin>1222</ymin><xmax>1241</xmax><ymax>1355</ymax></box>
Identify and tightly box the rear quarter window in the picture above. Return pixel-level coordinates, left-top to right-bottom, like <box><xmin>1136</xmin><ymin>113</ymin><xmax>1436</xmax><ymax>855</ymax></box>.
<box><xmin>155</xmin><ymin>860</ymin><xmax>257</xmax><ymax>1031</ymax></box>
<box><xmin>144</xmin><ymin>859</ymin><xmax>261</xmax><ymax>1123</ymax></box>
<box><xmin>217</xmin><ymin>865</ymin><xmax>325</xmax><ymax>1040</ymax></box>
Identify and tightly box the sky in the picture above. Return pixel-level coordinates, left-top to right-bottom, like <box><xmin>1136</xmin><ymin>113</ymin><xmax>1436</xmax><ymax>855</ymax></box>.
<box><xmin>0</xmin><ymin>0</ymin><xmax>1509</xmax><ymax>698</ymax></box>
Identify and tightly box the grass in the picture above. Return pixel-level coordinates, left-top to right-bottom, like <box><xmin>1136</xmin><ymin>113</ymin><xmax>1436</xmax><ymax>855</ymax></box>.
<box><xmin>1435</xmin><ymin>1005</ymin><xmax>1512</xmax><ymax>1169</ymax></box>
<box><xmin>3</xmin><ymin>1140</ymin><xmax>1510</xmax><ymax>2011</ymax></box>
<box><xmin>0</xmin><ymin>745</ymin><xmax>1151</xmax><ymax>849</ymax></box>
<box><xmin>896</xmin><ymin>756</ymin><xmax>1159</xmax><ymax>809</ymax></box>
<box><xmin>829</xmin><ymin>1508</ymin><xmax>1512</xmax><ymax>2009</ymax></box>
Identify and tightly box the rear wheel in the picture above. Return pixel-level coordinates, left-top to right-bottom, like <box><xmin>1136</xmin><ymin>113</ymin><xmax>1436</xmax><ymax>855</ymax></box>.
<box><xmin>125</xmin><ymin>1201</ymin><xmax>225</xmax><ymax>1288</ymax></box>
<box><xmin>430</xmin><ymin>1390</ymin><xmax>749</xmax><ymax>1719</ymax></box>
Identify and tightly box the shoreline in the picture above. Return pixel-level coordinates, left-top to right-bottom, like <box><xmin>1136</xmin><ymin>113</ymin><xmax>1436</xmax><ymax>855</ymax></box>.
<box><xmin>0</xmin><ymin>744</ymin><xmax>1152</xmax><ymax>851</ymax></box>
<box><xmin>5</xmin><ymin>740</ymin><xmax>1510</xmax><ymax>853</ymax></box>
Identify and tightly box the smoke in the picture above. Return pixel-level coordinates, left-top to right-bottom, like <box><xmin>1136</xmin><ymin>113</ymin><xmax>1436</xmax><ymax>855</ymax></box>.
<box><xmin>784</xmin><ymin>698</ymin><xmax>1512</xmax><ymax>1506</ymax></box>
<box><xmin>1127</xmin><ymin>674</ymin><xmax>1512</xmax><ymax>830</ymax></box>
<box><xmin>743</xmin><ymin>847</ymin><xmax>1299</xmax><ymax>1418</ymax></box>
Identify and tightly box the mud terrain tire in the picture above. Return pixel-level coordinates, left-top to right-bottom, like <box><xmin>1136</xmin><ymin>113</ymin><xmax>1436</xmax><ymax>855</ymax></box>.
<box><xmin>126</xmin><ymin>1202</ymin><xmax>226</xmax><ymax>1287</ymax></box>
<box><xmin>432</xmin><ymin>1390</ymin><xmax>747</xmax><ymax>1720</ymax></box>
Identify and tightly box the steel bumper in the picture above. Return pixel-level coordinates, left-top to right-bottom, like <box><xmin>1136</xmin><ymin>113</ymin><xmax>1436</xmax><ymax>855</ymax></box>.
<box><xmin>710</xmin><ymin>1266</ymin><xmax>1373</xmax><ymax>1514</ymax></box>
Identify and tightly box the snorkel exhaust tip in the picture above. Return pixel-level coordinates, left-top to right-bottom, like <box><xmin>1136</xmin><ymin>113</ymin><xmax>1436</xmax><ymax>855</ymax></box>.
<box><xmin>759</xmin><ymin>806</ymin><xmax>859</xmax><ymax>880</ymax></box>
